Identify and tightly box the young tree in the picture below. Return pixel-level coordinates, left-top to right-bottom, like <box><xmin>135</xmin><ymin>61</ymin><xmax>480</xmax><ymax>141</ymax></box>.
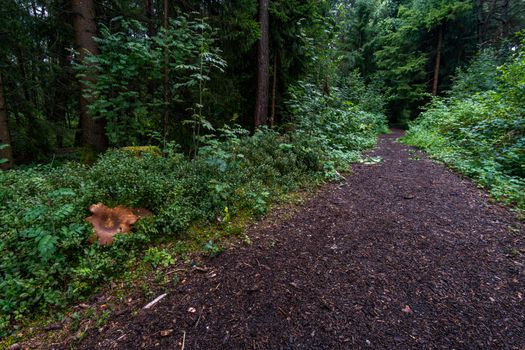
<box><xmin>71</xmin><ymin>0</ymin><xmax>107</xmax><ymax>152</ymax></box>
<box><xmin>254</xmin><ymin>0</ymin><xmax>270</xmax><ymax>128</ymax></box>
<box><xmin>0</xmin><ymin>74</ymin><xmax>13</xmax><ymax>169</ymax></box>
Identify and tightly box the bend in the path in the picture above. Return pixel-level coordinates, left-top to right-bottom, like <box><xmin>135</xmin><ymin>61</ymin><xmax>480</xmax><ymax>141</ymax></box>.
<box><xmin>74</xmin><ymin>130</ymin><xmax>525</xmax><ymax>350</ymax></box>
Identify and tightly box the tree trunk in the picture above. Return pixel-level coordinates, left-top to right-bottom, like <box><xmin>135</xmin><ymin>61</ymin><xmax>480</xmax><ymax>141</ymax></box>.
<box><xmin>254</xmin><ymin>0</ymin><xmax>269</xmax><ymax>128</ymax></box>
<box><xmin>476</xmin><ymin>0</ymin><xmax>484</xmax><ymax>45</ymax></box>
<box><xmin>162</xmin><ymin>0</ymin><xmax>169</xmax><ymax>145</ymax></box>
<box><xmin>270</xmin><ymin>50</ymin><xmax>278</xmax><ymax>128</ymax></box>
<box><xmin>501</xmin><ymin>0</ymin><xmax>510</xmax><ymax>39</ymax></box>
<box><xmin>146</xmin><ymin>0</ymin><xmax>154</xmax><ymax>37</ymax></box>
<box><xmin>53</xmin><ymin>3</ymin><xmax>73</xmax><ymax>149</ymax></box>
<box><xmin>432</xmin><ymin>25</ymin><xmax>443</xmax><ymax>96</ymax></box>
<box><xmin>72</xmin><ymin>0</ymin><xmax>107</xmax><ymax>152</ymax></box>
<box><xmin>0</xmin><ymin>75</ymin><xmax>14</xmax><ymax>169</ymax></box>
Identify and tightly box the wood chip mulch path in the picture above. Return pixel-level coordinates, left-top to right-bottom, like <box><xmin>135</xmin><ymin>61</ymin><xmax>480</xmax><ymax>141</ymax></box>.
<box><xmin>73</xmin><ymin>130</ymin><xmax>525</xmax><ymax>349</ymax></box>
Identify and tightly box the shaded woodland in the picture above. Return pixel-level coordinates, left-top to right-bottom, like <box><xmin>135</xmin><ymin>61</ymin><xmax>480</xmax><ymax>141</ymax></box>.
<box><xmin>0</xmin><ymin>0</ymin><xmax>524</xmax><ymax>340</ymax></box>
<box><xmin>1</xmin><ymin>0</ymin><xmax>523</xmax><ymax>165</ymax></box>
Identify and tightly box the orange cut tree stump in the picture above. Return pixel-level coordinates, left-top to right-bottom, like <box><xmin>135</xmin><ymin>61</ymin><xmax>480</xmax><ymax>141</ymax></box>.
<box><xmin>86</xmin><ymin>203</ymin><xmax>152</xmax><ymax>245</ymax></box>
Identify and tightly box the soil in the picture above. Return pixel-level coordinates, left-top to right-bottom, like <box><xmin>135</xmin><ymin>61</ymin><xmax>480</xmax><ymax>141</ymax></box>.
<box><xmin>61</xmin><ymin>130</ymin><xmax>525</xmax><ymax>349</ymax></box>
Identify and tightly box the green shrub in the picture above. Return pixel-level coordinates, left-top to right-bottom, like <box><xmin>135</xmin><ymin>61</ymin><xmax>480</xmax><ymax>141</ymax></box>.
<box><xmin>0</xmin><ymin>81</ymin><xmax>386</xmax><ymax>336</ymax></box>
<box><xmin>404</xmin><ymin>43</ymin><xmax>525</xmax><ymax>210</ymax></box>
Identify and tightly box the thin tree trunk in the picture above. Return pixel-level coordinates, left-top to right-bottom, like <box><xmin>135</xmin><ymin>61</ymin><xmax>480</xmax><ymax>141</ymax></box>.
<box><xmin>254</xmin><ymin>0</ymin><xmax>269</xmax><ymax>128</ymax></box>
<box><xmin>53</xmin><ymin>3</ymin><xmax>72</xmax><ymax>149</ymax></box>
<box><xmin>71</xmin><ymin>0</ymin><xmax>107</xmax><ymax>152</ymax></box>
<box><xmin>16</xmin><ymin>48</ymin><xmax>32</xmax><ymax>105</ymax></box>
<box><xmin>146</xmin><ymin>0</ymin><xmax>154</xmax><ymax>37</ymax></box>
<box><xmin>501</xmin><ymin>0</ymin><xmax>510</xmax><ymax>39</ymax></box>
<box><xmin>432</xmin><ymin>25</ymin><xmax>443</xmax><ymax>96</ymax></box>
<box><xmin>476</xmin><ymin>0</ymin><xmax>484</xmax><ymax>45</ymax></box>
<box><xmin>0</xmin><ymin>75</ymin><xmax>14</xmax><ymax>169</ymax></box>
<box><xmin>53</xmin><ymin>49</ymin><xmax>69</xmax><ymax>148</ymax></box>
<box><xmin>270</xmin><ymin>50</ymin><xmax>278</xmax><ymax>128</ymax></box>
<box><xmin>162</xmin><ymin>0</ymin><xmax>169</xmax><ymax>145</ymax></box>
<box><xmin>144</xmin><ymin>0</ymin><xmax>157</xmax><ymax>114</ymax></box>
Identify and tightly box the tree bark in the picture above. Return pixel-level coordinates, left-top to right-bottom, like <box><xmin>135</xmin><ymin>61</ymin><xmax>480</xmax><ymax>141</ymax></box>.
<box><xmin>432</xmin><ymin>25</ymin><xmax>443</xmax><ymax>96</ymax></box>
<box><xmin>270</xmin><ymin>50</ymin><xmax>278</xmax><ymax>128</ymax></box>
<box><xmin>146</xmin><ymin>0</ymin><xmax>154</xmax><ymax>37</ymax></box>
<box><xmin>501</xmin><ymin>0</ymin><xmax>510</xmax><ymax>39</ymax></box>
<box><xmin>71</xmin><ymin>0</ymin><xmax>107</xmax><ymax>152</ymax></box>
<box><xmin>0</xmin><ymin>75</ymin><xmax>14</xmax><ymax>169</ymax></box>
<box><xmin>162</xmin><ymin>0</ymin><xmax>169</xmax><ymax>145</ymax></box>
<box><xmin>254</xmin><ymin>0</ymin><xmax>269</xmax><ymax>128</ymax></box>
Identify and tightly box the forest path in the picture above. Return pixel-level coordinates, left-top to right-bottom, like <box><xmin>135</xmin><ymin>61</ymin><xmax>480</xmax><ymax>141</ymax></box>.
<box><xmin>76</xmin><ymin>130</ymin><xmax>525</xmax><ymax>349</ymax></box>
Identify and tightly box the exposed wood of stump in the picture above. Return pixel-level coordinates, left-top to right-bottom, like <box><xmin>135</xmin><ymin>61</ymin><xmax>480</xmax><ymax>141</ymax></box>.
<box><xmin>86</xmin><ymin>203</ymin><xmax>152</xmax><ymax>245</ymax></box>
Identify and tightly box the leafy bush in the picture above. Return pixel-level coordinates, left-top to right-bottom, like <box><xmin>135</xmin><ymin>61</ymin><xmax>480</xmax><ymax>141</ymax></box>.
<box><xmin>404</xmin><ymin>43</ymin><xmax>525</xmax><ymax>210</ymax></box>
<box><xmin>0</xmin><ymin>81</ymin><xmax>386</xmax><ymax>336</ymax></box>
<box><xmin>76</xmin><ymin>17</ymin><xmax>225</xmax><ymax>147</ymax></box>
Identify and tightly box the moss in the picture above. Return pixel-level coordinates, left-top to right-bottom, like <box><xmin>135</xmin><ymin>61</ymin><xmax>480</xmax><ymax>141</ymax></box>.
<box><xmin>121</xmin><ymin>146</ymin><xmax>162</xmax><ymax>157</ymax></box>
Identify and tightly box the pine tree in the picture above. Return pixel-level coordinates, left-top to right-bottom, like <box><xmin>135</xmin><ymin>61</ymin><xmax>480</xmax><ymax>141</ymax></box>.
<box><xmin>71</xmin><ymin>0</ymin><xmax>107</xmax><ymax>152</ymax></box>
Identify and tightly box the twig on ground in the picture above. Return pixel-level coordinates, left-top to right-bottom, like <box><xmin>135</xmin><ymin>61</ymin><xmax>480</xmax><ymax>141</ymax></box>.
<box><xmin>143</xmin><ymin>293</ymin><xmax>167</xmax><ymax>309</ymax></box>
<box><xmin>181</xmin><ymin>331</ymin><xmax>186</xmax><ymax>350</ymax></box>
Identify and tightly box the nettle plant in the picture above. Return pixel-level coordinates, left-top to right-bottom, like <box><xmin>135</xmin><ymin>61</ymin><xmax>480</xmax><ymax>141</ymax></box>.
<box><xmin>76</xmin><ymin>16</ymin><xmax>225</xmax><ymax>148</ymax></box>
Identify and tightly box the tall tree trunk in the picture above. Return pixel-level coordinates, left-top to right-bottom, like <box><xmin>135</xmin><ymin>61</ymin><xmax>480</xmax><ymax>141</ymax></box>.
<box><xmin>162</xmin><ymin>0</ymin><xmax>169</xmax><ymax>145</ymax></box>
<box><xmin>71</xmin><ymin>0</ymin><xmax>107</xmax><ymax>152</ymax></box>
<box><xmin>270</xmin><ymin>50</ymin><xmax>278</xmax><ymax>128</ymax></box>
<box><xmin>254</xmin><ymin>0</ymin><xmax>269</xmax><ymax>128</ymax></box>
<box><xmin>0</xmin><ymin>75</ymin><xmax>14</xmax><ymax>169</ymax></box>
<box><xmin>432</xmin><ymin>25</ymin><xmax>443</xmax><ymax>96</ymax></box>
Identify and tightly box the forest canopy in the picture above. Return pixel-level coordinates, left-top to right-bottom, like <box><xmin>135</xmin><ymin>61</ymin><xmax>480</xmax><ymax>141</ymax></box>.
<box><xmin>1</xmin><ymin>0</ymin><xmax>523</xmax><ymax>164</ymax></box>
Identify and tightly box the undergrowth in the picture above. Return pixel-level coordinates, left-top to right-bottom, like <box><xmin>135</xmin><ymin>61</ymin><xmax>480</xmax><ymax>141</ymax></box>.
<box><xmin>0</xmin><ymin>81</ymin><xmax>387</xmax><ymax>337</ymax></box>
<box><xmin>403</xmin><ymin>45</ymin><xmax>525</xmax><ymax>211</ymax></box>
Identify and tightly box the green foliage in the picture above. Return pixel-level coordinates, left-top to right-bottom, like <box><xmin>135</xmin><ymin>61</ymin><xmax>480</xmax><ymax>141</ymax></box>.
<box><xmin>202</xmin><ymin>240</ymin><xmax>222</xmax><ymax>257</ymax></box>
<box><xmin>0</xmin><ymin>76</ymin><xmax>386</xmax><ymax>335</ymax></box>
<box><xmin>143</xmin><ymin>247</ymin><xmax>175</xmax><ymax>269</ymax></box>
<box><xmin>370</xmin><ymin>0</ymin><xmax>477</xmax><ymax>122</ymax></box>
<box><xmin>76</xmin><ymin>17</ymin><xmax>225</xmax><ymax>147</ymax></box>
<box><xmin>404</xmin><ymin>45</ymin><xmax>525</xmax><ymax>210</ymax></box>
<box><xmin>448</xmin><ymin>49</ymin><xmax>500</xmax><ymax>98</ymax></box>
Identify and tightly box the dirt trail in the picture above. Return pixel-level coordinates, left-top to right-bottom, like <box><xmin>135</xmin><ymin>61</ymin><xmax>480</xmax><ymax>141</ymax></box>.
<box><xmin>74</xmin><ymin>130</ymin><xmax>525</xmax><ymax>349</ymax></box>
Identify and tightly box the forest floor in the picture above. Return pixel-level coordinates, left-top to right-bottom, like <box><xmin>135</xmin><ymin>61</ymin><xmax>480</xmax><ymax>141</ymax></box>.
<box><xmin>55</xmin><ymin>130</ymin><xmax>524</xmax><ymax>349</ymax></box>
